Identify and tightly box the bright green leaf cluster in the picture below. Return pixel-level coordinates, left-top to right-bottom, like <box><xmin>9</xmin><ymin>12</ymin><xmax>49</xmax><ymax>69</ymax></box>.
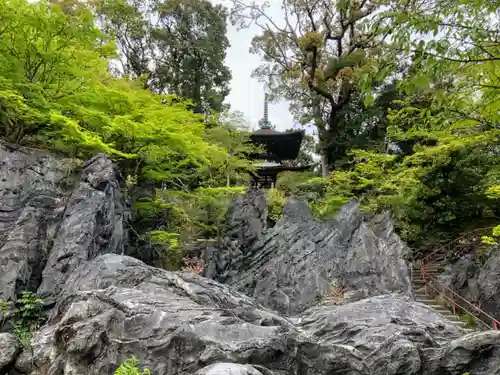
<box><xmin>115</xmin><ymin>356</ymin><xmax>151</xmax><ymax>375</ymax></box>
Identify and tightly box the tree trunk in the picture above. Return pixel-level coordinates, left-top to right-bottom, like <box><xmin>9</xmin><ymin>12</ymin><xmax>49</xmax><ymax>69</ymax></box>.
<box><xmin>317</xmin><ymin>128</ymin><xmax>331</xmax><ymax>177</ymax></box>
<box><xmin>321</xmin><ymin>154</ymin><xmax>330</xmax><ymax>177</ymax></box>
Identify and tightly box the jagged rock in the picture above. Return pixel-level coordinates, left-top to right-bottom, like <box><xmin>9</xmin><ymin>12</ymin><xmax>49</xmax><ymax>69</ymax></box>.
<box><xmin>2</xmin><ymin>149</ymin><xmax>500</xmax><ymax>375</ymax></box>
<box><xmin>438</xmin><ymin>248</ymin><xmax>500</xmax><ymax>320</ymax></box>
<box><xmin>0</xmin><ymin>144</ymin><xmax>127</xmax><ymax>305</ymax></box>
<box><xmin>204</xmin><ymin>191</ymin><xmax>267</xmax><ymax>282</ymax></box>
<box><xmin>207</xmin><ymin>193</ymin><xmax>412</xmax><ymax>315</ymax></box>
<box><xmin>37</xmin><ymin>153</ymin><xmax>127</xmax><ymax>302</ymax></box>
<box><xmin>0</xmin><ymin>332</ymin><xmax>20</xmax><ymax>371</ymax></box>
<box><xmin>31</xmin><ymin>254</ymin><xmax>368</xmax><ymax>375</ymax></box>
<box><xmin>14</xmin><ymin>351</ymin><xmax>33</xmax><ymax>374</ymax></box>
<box><xmin>297</xmin><ymin>295</ymin><xmax>500</xmax><ymax>374</ymax></box>
<box><xmin>193</xmin><ymin>363</ymin><xmax>268</xmax><ymax>375</ymax></box>
<box><xmin>421</xmin><ymin>331</ymin><xmax>500</xmax><ymax>374</ymax></box>
<box><xmin>0</xmin><ymin>144</ymin><xmax>67</xmax><ymax>301</ymax></box>
<box><xmin>27</xmin><ymin>254</ymin><xmax>500</xmax><ymax>375</ymax></box>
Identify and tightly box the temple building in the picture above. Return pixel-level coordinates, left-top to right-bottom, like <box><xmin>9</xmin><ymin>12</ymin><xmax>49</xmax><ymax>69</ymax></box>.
<box><xmin>248</xmin><ymin>95</ymin><xmax>311</xmax><ymax>189</ymax></box>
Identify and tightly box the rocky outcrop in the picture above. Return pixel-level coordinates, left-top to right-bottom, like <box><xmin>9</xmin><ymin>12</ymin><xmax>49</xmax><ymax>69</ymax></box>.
<box><xmin>438</xmin><ymin>247</ymin><xmax>500</xmax><ymax>320</ymax></box>
<box><xmin>1</xmin><ymin>145</ymin><xmax>500</xmax><ymax>375</ymax></box>
<box><xmin>0</xmin><ymin>143</ymin><xmax>127</xmax><ymax>303</ymax></box>
<box><xmin>0</xmin><ymin>333</ymin><xmax>20</xmax><ymax>369</ymax></box>
<box><xmin>206</xmin><ymin>193</ymin><xmax>412</xmax><ymax>315</ymax></box>
<box><xmin>28</xmin><ymin>254</ymin><xmax>500</xmax><ymax>375</ymax></box>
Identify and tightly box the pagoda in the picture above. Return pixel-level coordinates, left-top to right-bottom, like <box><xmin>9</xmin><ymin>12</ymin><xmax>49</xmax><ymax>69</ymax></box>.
<box><xmin>248</xmin><ymin>95</ymin><xmax>310</xmax><ymax>189</ymax></box>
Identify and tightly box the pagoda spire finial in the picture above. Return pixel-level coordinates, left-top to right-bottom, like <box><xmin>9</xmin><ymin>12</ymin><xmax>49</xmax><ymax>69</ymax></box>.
<box><xmin>258</xmin><ymin>93</ymin><xmax>271</xmax><ymax>129</ymax></box>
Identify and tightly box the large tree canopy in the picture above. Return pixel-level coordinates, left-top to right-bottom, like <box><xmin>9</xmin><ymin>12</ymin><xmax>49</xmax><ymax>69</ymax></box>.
<box><xmin>94</xmin><ymin>0</ymin><xmax>232</xmax><ymax>113</ymax></box>
<box><xmin>0</xmin><ymin>0</ymin><xmax>253</xmax><ymax>268</ymax></box>
<box><xmin>230</xmin><ymin>0</ymin><xmax>410</xmax><ymax>174</ymax></box>
<box><xmin>236</xmin><ymin>0</ymin><xmax>500</xmax><ymax>246</ymax></box>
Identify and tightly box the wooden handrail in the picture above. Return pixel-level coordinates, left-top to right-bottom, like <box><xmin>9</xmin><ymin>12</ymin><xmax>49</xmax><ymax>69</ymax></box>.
<box><xmin>419</xmin><ymin>260</ymin><xmax>500</xmax><ymax>330</ymax></box>
<box><xmin>421</xmin><ymin>227</ymin><xmax>494</xmax><ymax>265</ymax></box>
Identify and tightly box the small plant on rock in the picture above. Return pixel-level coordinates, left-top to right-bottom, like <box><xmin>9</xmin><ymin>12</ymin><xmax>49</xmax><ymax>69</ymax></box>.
<box><xmin>324</xmin><ymin>283</ymin><xmax>346</xmax><ymax>305</ymax></box>
<box><xmin>181</xmin><ymin>256</ymin><xmax>204</xmax><ymax>275</ymax></box>
<box><xmin>115</xmin><ymin>356</ymin><xmax>151</xmax><ymax>375</ymax></box>
<box><xmin>13</xmin><ymin>291</ymin><xmax>45</xmax><ymax>350</ymax></box>
<box><xmin>267</xmin><ymin>188</ymin><xmax>286</xmax><ymax>224</ymax></box>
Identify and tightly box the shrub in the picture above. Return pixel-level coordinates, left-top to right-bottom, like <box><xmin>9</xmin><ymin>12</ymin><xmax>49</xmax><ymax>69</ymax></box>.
<box><xmin>12</xmin><ymin>291</ymin><xmax>46</xmax><ymax>350</ymax></box>
<box><xmin>267</xmin><ymin>188</ymin><xmax>286</xmax><ymax>224</ymax></box>
<box><xmin>115</xmin><ymin>357</ymin><xmax>151</xmax><ymax>375</ymax></box>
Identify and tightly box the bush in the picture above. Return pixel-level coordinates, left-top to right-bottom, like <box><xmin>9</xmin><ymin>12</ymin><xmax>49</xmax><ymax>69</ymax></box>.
<box><xmin>131</xmin><ymin>186</ymin><xmax>246</xmax><ymax>270</ymax></box>
<box><xmin>115</xmin><ymin>357</ymin><xmax>151</xmax><ymax>375</ymax></box>
<box><xmin>267</xmin><ymin>188</ymin><xmax>286</xmax><ymax>224</ymax></box>
<box><xmin>11</xmin><ymin>291</ymin><xmax>46</xmax><ymax>350</ymax></box>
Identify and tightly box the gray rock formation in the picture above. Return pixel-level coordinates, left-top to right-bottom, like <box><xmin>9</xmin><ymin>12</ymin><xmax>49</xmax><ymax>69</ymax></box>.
<box><xmin>30</xmin><ymin>254</ymin><xmax>367</xmax><ymax>375</ymax></box>
<box><xmin>0</xmin><ymin>332</ymin><xmax>20</xmax><ymax>371</ymax></box>
<box><xmin>0</xmin><ymin>143</ymin><xmax>127</xmax><ymax>304</ymax></box>
<box><xmin>1</xmin><ymin>145</ymin><xmax>500</xmax><ymax>375</ymax></box>
<box><xmin>438</xmin><ymin>247</ymin><xmax>500</xmax><ymax>320</ymax></box>
<box><xmin>28</xmin><ymin>254</ymin><xmax>500</xmax><ymax>375</ymax></box>
<box><xmin>37</xmin><ymin>153</ymin><xmax>127</xmax><ymax>302</ymax></box>
<box><xmin>194</xmin><ymin>363</ymin><xmax>268</xmax><ymax>375</ymax></box>
<box><xmin>206</xmin><ymin>193</ymin><xmax>412</xmax><ymax>316</ymax></box>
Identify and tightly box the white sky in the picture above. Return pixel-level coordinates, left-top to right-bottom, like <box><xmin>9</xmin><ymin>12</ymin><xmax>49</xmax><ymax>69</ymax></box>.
<box><xmin>210</xmin><ymin>0</ymin><xmax>298</xmax><ymax>132</ymax></box>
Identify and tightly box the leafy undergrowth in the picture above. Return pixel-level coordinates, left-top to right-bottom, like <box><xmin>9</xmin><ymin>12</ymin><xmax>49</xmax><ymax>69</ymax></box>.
<box><xmin>115</xmin><ymin>357</ymin><xmax>151</xmax><ymax>375</ymax></box>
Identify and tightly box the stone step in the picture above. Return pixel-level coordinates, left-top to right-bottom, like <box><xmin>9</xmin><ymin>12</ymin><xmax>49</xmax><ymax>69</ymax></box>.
<box><xmin>412</xmin><ymin>265</ymin><xmax>443</xmax><ymax>270</ymax></box>
<box><xmin>416</xmin><ymin>299</ymin><xmax>440</xmax><ymax>304</ymax></box>
<box><xmin>413</xmin><ymin>289</ymin><xmax>478</xmax><ymax>333</ymax></box>
<box><xmin>433</xmin><ymin>307</ymin><xmax>452</xmax><ymax>312</ymax></box>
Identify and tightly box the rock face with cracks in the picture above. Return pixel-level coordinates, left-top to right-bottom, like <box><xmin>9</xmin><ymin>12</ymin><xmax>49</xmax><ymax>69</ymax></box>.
<box><xmin>206</xmin><ymin>192</ymin><xmax>413</xmax><ymax>315</ymax></box>
<box><xmin>28</xmin><ymin>254</ymin><xmax>500</xmax><ymax>375</ymax></box>
<box><xmin>0</xmin><ymin>142</ymin><xmax>127</xmax><ymax>304</ymax></box>
<box><xmin>0</xmin><ymin>145</ymin><xmax>500</xmax><ymax>375</ymax></box>
<box><xmin>437</xmin><ymin>248</ymin><xmax>500</xmax><ymax>320</ymax></box>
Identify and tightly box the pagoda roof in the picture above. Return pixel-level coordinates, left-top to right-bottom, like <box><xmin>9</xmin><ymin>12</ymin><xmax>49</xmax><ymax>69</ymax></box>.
<box><xmin>249</xmin><ymin>129</ymin><xmax>304</xmax><ymax>161</ymax></box>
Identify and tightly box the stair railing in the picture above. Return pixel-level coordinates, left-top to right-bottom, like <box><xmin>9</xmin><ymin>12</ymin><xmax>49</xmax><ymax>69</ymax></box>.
<box><xmin>419</xmin><ymin>260</ymin><xmax>500</xmax><ymax>330</ymax></box>
<box><xmin>421</xmin><ymin>227</ymin><xmax>495</xmax><ymax>266</ymax></box>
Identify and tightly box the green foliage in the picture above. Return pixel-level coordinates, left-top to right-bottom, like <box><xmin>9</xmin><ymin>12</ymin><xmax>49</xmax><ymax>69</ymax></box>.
<box><xmin>276</xmin><ymin>171</ymin><xmax>320</xmax><ymax>194</ymax></box>
<box><xmin>276</xmin><ymin>172</ymin><xmax>351</xmax><ymax>220</ymax></box>
<box><xmin>115</xmin><ymin>356</ymin><xmax>151</xmax><ymax>375</ymax></box>
<box><xmin>267</xmin><ymin>188</ymin><xmax>286</xmax><ymax>223</ymax></box>
<box><xmin>0</xmin><ymin>0</ymin><xmax>256</xmax><ymax>271</ymax></box>
<box><xmin>132</xmin><ymin>186</ymin><xmax>246</xmax><ymax>269</ymax></box>
<box><xmin>203</xmin><ymin>111</ymin><xmax>257</xmax><ymax>186</ymax></box>
<box><xmin>459</xmin><ymin>314</ymin><xmax>477</xmax><ymax>329</ymax></box>
<box><xmin>95</xmin><ymin>0</ymin><xmax>232</xmax><ymax>112</ymax></box>
<box><xmin>12</xmin><ymin>291</ymin><xmax>45</xmax><ymax>350</ymax></box>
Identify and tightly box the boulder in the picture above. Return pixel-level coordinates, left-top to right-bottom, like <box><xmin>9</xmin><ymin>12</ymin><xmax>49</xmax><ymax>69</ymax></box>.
<box><xmin>0</xmin><ymin>332</ymin><xmax>20</xmax><ymax>371</ymax></box>
<box><xmin>193</xmin><ymin>363</ymin><xmax>268</xmax><ymax>375</ymax></box>
<box><xmin>0</xmin><ymin>144</ymin><xmax>67</xmax><ymax>301</ymax></box>
<box><xmin>37</xmin><ymin>153</ymin><xmax>128</xmax><ymax>302</ymax></box>
<box><xmin>31</xmin><ymin>254</ymin><xmax>368</xmax><ymax>375</ymax></box>
<box><xmin>28</xmin><ymin>254</ymin><xmax>500</xmax><ymax>375</ymax></box>
<box><xmin>438</xmin><ymin>247</ymin><xmax>500</xmax><ymax>320</ymax></box>
<box><xmin>207</xmin><ymin>193</ymin><xmax>412</xmax><ymax>315</ymax></box>
<box><xmin>0</xmin><ymin>142</ymin><xmax>128</xmax><ymax>303</ymax></box>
